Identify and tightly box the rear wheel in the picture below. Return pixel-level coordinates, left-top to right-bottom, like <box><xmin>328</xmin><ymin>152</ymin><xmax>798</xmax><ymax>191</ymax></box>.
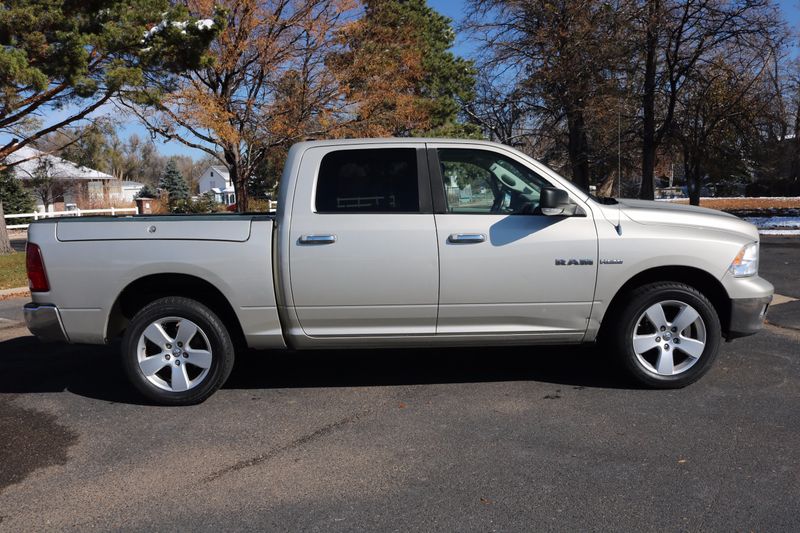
<box><xmin>121</xmin><ymin>296</ymin><xmax>235</xmax><ymax>405</ymax></box>
<box><xmin>611</xmin><ymin>282</ymin><xmax>721</xmax><ymax>388</ymax></box>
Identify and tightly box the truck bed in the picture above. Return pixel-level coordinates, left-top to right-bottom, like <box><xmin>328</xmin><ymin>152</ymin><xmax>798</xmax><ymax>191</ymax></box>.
<box><xmin>26</xmin><ymin>214</ymin><xmax>284</xmax><ymax>349</ymax></box>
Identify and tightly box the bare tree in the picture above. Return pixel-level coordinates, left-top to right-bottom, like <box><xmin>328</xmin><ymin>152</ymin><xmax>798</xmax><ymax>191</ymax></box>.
<box><xmin>28</xmin><ymin>159</ymin><xmax>63</xmax><ymax>210</ymax></box>
<box><xmin>462</xmin><ymin>73</ymin><xmax>531</xmax><ymax>147</ymax></box>
<box><xmin>674</xmin><ymin>46</ymin><xmax>777</xmax><ymax>203</ymax></box>
<box><xmin>465</xmin><ymin>0</ymin><xmax>633</xmax><ymax>191</ymax></box>
<box><xmin>122</xmin><ymin>0</ymin><xmax>353</xmax><ymax>211</ymax></box>
<box><xmin>635</xmin><ymin>0</ymin><xmax>786</xmax><ymax>199</ymax></box>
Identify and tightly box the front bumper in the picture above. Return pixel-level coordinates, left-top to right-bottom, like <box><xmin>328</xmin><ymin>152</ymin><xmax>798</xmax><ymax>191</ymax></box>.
<box><xmin>727</xmin><ymin>295</ymin><xmax>772</xmax><ymax>340</ymax></box>
<box><xmin>24</xmin><ymin>303</ymin><xmax>69</xmax><ymax>343</ymax></box>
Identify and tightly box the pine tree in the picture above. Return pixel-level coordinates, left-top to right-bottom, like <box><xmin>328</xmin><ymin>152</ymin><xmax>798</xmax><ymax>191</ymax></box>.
<box><xmin>158</xmin><ymin>159</ymin><xmax>189</xmax><ymax>202</ymax></box>
<box><xmin>136</xmin><ymin>183</ymin><xmax>158</xmax><ymax>199</ymax></box>
<box><xmin>0</xmin><ymin>1</ymin><xmax>221</xmax><ymax>165</ymax></box>
<box><xmin>331</xmin><ymin>0</ymin><xmax>477</xmax><ymax>137</ymax></box>
<box><xmin>0</xmin><ymin>168</ymin><xmax>35</xmax><ymax>214</ymax></box>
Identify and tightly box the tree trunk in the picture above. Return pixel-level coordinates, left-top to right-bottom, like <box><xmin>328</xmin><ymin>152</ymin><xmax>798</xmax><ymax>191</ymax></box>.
<box><xmin>791</xmin><ymin>103</ymin><xmax>800</xmax><ymax>184</ymax></box>
<box><xmin>234</xmin><ymin>171</ymin><xmax>249</xmax><ymax>212</ymax></box>
<box><xmin>639</xmin><ymin>0</ymin><xmax>659</xmax><ymax>201</ymax></box>
<box><xmin>565</xmin><ymin>103</ymin><xmax>591</xmax><ymax>192</ymax></box>
<box><xmin>223</xmin><ymin>149</ymin><xmax>249</xmax><ymax>213</ymax></box>
<box><xmin>0</xmin><ymin>201</ymin><xmax>14</xmax><ymax>255</ymax></box>
<box><xmin>687</xmin><ymin>173</ymin><xmax>701</xmax><ymax>206</ymax></box>
<box><xmin>683</xmin><ymin>147</ymin><xmax>702</xmax><ymax>206</ymax></box>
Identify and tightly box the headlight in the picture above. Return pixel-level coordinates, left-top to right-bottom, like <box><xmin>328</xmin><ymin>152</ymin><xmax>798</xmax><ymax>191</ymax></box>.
<box><xmin>729</xmin><ymin>242</ymin><xmax>759</xmax><ymax>277</ymax></box>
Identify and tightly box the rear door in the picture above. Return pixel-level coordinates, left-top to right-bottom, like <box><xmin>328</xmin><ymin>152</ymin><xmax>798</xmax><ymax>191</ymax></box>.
<box><xmin>429</xmin><ymin>144</ymin><xmax>598</xmax><ymax>340</ymax></box>
<box><xmin>288</xmin><ymin>143</ymin><xmax>439</xmax><ymax>337</ymax></box>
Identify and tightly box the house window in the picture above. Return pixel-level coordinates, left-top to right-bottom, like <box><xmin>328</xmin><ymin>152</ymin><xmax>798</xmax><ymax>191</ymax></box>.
<box><xmin>211</xmin><ymin>171</ymin><xmax>214</xmax><ymax>177</ymax></box>
<box><xmin>210</xmin><ymin>180</ymin><xmax>216</xmax><ymax>189</ymax></box>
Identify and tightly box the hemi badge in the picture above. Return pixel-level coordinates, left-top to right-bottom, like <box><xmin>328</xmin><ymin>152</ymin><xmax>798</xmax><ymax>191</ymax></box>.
<box><xmin>600</xmin><ymin>259</ymin><xmax>624</xmax><ymax>264</ymax></box>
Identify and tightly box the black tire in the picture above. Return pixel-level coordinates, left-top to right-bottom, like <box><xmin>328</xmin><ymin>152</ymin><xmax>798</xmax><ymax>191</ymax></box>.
<box><xmin>611</xmin><ymin>282</ymin><xmax>721</xmax><ymax>389</ymax></box>
<box><xmin>121</xmin><ymin>296</ymin><xmax>235</xmax><ymax>405</ymax></box>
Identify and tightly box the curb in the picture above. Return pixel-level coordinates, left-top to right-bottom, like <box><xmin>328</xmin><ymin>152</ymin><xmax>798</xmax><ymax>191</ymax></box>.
<box><xmin>0</xmin><ymin>287</ymin><xmax>30</xmax><ymax>301</ymax></box>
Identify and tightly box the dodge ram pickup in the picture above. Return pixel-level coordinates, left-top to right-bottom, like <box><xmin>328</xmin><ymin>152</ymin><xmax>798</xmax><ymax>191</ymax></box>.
<box><xmin>24</xmin><ymin>139</ymin><xmax>774</xmax><ymax>405</ymax></box>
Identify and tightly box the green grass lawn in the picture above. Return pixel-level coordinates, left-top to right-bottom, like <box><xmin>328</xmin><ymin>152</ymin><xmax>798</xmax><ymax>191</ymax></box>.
<box><xmin>0</xmin><ymin>252</ymin><xmax>27</xmax><ymax>290</ymax></box>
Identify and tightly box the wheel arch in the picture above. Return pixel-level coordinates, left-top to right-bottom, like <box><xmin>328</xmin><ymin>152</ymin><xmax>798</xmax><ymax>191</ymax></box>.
<box><xmin>598</xmin><ymin>266</ymin><xmax>731</xmax><ymax>340</ymax></box>
<box><xmin>106</xmin><ymin>273</ymin><xmax>246</xmax><ymax>349</ymax></box>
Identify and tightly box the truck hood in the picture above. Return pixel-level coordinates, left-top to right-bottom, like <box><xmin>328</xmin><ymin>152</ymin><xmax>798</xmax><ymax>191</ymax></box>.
<box><xmin>617</xmin><ymin>198</ymin><xmax>759</xmax><ymax>241</ymax></box>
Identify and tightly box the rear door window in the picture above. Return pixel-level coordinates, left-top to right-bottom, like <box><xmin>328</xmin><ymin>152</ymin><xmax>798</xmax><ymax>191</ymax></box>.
<box><xmin>315</xmin><ymin>148</ymin><xmax>419</xmax><ymax>213</ymax></box>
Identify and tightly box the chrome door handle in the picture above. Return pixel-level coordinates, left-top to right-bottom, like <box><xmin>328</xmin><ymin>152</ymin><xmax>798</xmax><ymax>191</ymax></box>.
<box><xmin>448</xmin><ymin>233</ymin><xmax>486</xmax><ymax>244</ymax></box>
<box><xmin>299</xmin><ymin>234</ymin><xmax>337</xmax><ymax>245</ymax></box>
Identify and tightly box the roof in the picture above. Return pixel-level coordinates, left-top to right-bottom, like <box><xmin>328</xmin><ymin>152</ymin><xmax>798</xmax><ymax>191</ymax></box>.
<box><xmin>290</xmin><ymin>137</ymin><xmax>508</xmax><ymax>149</ymax></box>
<box><xmin>7</xmin><ymin>146</ymin><xmax>115</xmax><ymax>181</ymax></box>
<box><xmin>121</xmin><ymin>181</ymin><xmax>145</xmax><ymax>188</ymax></box>
<box><xmin>207</xmin><ymin>165</ymin><xmax>230</xmax><ymax>177</ymax></box>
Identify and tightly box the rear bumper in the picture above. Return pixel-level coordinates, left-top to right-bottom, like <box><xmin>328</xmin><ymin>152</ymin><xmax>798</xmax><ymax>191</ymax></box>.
<box><xmin>24</xmin><ymin>303</ymin><xmax>69</xmax><ymax>343</ymax></box>
<box><xmin>727</xmin><ymin>295</ymin><xmax>772</xmax><ymax>340</ymax></box>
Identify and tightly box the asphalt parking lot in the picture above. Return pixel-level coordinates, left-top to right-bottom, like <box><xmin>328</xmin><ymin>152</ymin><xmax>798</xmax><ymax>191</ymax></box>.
<box><xmin>0</xmin><ymin>239</ymin><xmax>798</xmax><ymax>531</ymax></box>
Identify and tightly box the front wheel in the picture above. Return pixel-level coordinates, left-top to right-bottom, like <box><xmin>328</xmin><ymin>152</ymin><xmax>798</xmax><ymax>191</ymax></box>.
<box><xmin>611</xmin><ymin>282</ymin><xmax>722</xmax><ymax>388</ymax></box>
<box><xmin>121</xmin><ymin>296</ymin><xmax>235</xmax><ymax>405</ymax></box>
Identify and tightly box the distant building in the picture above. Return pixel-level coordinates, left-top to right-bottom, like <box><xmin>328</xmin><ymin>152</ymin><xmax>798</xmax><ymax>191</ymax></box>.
<box><xmin>120</xmin><ymin>181</ymin><xmax>145</xmax><ymax>202</ymax></box>
<box><xmin>7</xmin><ymin>146</ymin><xmax>119</xmax><ymax>211</ymax></box>
<box><xmin>197</xmin><ymin>165</ymin><xmax>236</xmax><ymax>205</ymax></box>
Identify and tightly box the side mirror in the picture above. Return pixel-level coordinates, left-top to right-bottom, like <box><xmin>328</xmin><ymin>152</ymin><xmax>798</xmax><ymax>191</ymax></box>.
<box><xmin>539</xmin><ymin>187</ymin><xmax>571</xmax><ymax>216</ymax></box>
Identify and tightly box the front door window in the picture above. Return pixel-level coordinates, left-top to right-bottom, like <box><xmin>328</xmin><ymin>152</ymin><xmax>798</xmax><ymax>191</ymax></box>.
<box><xmin>438</xmin><ymin>148</ymin><xmax>550</xmax><ymax>214</ymax></box>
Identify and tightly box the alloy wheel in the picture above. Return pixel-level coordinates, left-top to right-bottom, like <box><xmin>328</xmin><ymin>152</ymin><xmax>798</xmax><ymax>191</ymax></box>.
<box><xmin>631</xmin><ymin>300</ymin><xmax>707</xmax><ymax>376</ymax></box>
<box><xmin>136</xmin><ymin>316</ymin><xmax>214</xmax><ymax>392</ymax></box>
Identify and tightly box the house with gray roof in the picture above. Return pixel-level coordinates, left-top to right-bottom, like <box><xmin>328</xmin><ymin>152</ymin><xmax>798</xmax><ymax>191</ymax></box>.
<box><xmin>7</xmin><ymin>146</ymin><xmax>119</xmax><ymax>211</ymax></box>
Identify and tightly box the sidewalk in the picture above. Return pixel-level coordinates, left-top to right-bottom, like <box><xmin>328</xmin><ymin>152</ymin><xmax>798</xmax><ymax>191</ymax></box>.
<box><xmin>767</xmin><ymin>296</ymin><xmax>800</xmax><ymax>331</ymax></box>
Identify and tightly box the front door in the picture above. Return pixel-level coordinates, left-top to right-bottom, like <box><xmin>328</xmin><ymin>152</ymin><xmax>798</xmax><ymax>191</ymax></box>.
<box><xmin>288</xmin><ymin>144</ymin><xmax>439</xmax><ymax>337</ymax></box>
<box><xmin>430</xmin><ymin>145</ymin><xmax>598</xmax><ymax>340</ymax></box>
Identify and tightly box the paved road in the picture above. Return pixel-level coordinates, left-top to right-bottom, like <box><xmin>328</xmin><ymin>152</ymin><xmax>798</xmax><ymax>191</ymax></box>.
<box><xmin>0</xmin><ymin>298</ymin><xmax>24</xmax><ymax>324</ymax></box>
<box><xmin>0</xmin><ymin>241</ymin><xmax>797</xmax><ymax>531</ymax></box>
<box><xmin>759</xmin><ymin>237</ymin><xmax>800</xmax><ymax>299</ymax></box>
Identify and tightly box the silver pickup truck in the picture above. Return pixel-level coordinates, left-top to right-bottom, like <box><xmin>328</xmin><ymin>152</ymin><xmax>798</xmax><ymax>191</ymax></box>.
<box><xmin>24</xmin><ymin>139</ymin><xmax>773</xmax><ymax>404</ymax></box>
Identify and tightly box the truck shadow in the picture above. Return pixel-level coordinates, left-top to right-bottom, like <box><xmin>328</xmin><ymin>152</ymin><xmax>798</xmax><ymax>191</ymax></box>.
<box><xmin>226</xmin><ymin>344</ymin><xmax>630</xmax><ymax>392</ymax></box>
<box><xmin>0</xmin><ymin>331</ymin><xmax>634</xmax><ymax>404</ymax></box>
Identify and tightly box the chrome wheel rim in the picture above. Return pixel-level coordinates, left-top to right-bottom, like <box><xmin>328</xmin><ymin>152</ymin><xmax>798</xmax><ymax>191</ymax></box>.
<box><xmin>632</xmin><ymin>300</ymin><xmax>706</xmax><ymax>376</ymax></box>
<box><xmin>136</xmin><ymin>316</ymin><xmax>213</xmax><ymax>392</ymax></box>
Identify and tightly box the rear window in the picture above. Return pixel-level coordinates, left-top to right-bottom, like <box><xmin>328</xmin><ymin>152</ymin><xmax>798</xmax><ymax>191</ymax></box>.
<box><xmin>315</xmin><ymin>148</ymin><xmax>419</xmax><ymax>213</ymax></box>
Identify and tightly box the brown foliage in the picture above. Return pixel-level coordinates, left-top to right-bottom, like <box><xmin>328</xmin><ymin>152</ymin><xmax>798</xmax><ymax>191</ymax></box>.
<box><xmin>328</xmin><ymin>12</ymin><xmax>430</xmax><ymax>137</ymax></box>
<box><xmin>127</xmin><ymin>0</ymin><xmax>356</xmax><ymax>211</ymax></box>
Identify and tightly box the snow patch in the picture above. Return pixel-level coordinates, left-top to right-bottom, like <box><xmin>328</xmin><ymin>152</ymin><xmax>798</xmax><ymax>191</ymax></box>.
<box><xmin>744</xmin><ymin>216</ymin><xmax>800</xmax><ymax>229</ymax></box>
<box><xmin>657</xmin><ymin>196</ymin><xmax>800</xmax><ymax>202</ymax></box>
<box><xmin>143</xmin><ymin>18</ymin><xmax>213</xmax><ymax>41</ymax></box>
<box><xmin>759</xmin><ymin>229</ymin><xmax>800</xmax><ymax>235</ymax></box>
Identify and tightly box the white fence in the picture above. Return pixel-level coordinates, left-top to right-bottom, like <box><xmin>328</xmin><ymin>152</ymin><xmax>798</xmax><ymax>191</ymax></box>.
<box><xmin>3</xmin><ymin>207</ymin><xmax>139</xmax><ymax>230</ymax></box>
